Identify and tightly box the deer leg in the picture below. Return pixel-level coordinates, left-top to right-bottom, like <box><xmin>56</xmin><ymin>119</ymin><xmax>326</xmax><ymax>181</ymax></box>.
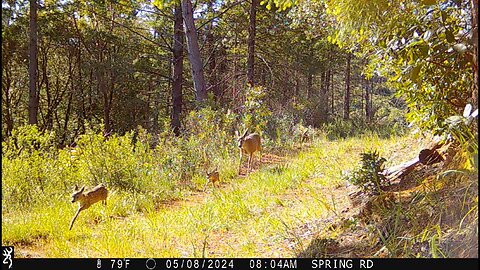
<box><xmin>248</xmin><ymin>153</ymin><xmax>252</xmax><ymax>174</ymax></box>
<box><xmin>69</xmin><ymin>208</ymin><xmax>82</xmax><ymax>230</ymax></box>
<box><xmin>203</xmin><ymin>179</ymin><xmax>210</xmax><ymax>192</ymax></box>
<box><xmin>238</xmin><ymin>150</ymin><xmax>243</xmax><ymax>175</ymax></box>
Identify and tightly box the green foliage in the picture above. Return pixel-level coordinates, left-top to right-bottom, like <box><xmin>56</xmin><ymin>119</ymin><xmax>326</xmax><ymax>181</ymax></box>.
<box><xmin>442</xmin><ymin>104</ymin><xmax>478</xmax><ymax>170</ymax></box>
<box><xmin>346</xmin><ymin>149</ymin><xmax>388</xmax><ymax>193</ymax></box>
<box><xmin>2</xmin><ymin>125</ymin><xmax>57</xmax><ymax>159</ymax></box>
<box><xmin>1</xmin><ymin>108</ymin><xmax>241</xmax><ymax>214</ymax></box>
<box><xmin>326</xmin><ymin>0</ymin><xmax>475</xmax><ymax>136</ymax></box>
<box><xmin>321</xmin><ymin>116</ymin><xmax>407</xmax><ymax>140</ymax></box>
<box><xmin>241</xmin><ymin>85</ymin><xmax>272</xmax><ymax>134</ymax></box>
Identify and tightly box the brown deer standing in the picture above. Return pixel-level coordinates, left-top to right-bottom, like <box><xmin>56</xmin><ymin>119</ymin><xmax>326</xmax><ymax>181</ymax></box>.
<box><xmin>236</xmin><ymin>129</ymin><xmax>262</xmax><ymax>175</ymax></box>
<box><xmin>204</xmin><ymin>168</ymin><xmax>220</xmax><ymax>191</ymax></box>
<box><xmin>69</xmin><ymin>184</ymin><xmax>108</xmax><ymax>230</ymax></box>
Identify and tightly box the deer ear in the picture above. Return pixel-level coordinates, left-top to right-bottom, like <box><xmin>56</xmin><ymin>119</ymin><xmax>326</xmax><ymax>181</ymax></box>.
<box><xmin>74</xmin><ymin>184</ymin><xmax>78</xmax><ymax>191</ymax></box>
<box><xmin>80</xmin><ymin>186</ymin><xmax>85</xmax><ymax>193</ymax></box>
<box><xmin>242</xmin><ymin>129</ymin><xmax>249</xmax><ymax>138</ymax></box>
<box><xmin>235</xmin><ymin>130</ymin><xmax>240</xmax><ymax>137</ymax></box>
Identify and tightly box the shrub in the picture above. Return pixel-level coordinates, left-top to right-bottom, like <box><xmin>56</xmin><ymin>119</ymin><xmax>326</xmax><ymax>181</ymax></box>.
<box><xmin>346</xmin><ymin>149</ymin><xmax>388</xmax><ymax>193</ymax></box>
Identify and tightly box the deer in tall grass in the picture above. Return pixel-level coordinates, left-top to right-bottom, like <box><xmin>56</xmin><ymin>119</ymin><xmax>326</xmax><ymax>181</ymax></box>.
<box><xmin>236</xmin><ymin>129</ymin><xmax>262</xmax><ymax>175</ymax></box>
<box><xmin>69</xmin><ymin>184</ymin><xmax>108</xmax><ymax>230</ymax></box>
<box><xmin>204</xmin><ymin>168</ymin><xmax>220</xmax><ymax>191</ymax></box>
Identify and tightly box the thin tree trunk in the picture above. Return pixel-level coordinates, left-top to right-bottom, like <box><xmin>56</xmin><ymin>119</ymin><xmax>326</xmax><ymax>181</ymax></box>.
<box><xmin>331</xmin><ymin>70</ymin><xmax>334</xmax><ymax>116</ymax></box>
<box><xmin>365</xmin><ymin>78</ymin><xmax>371</xmax><ymax>122</ymax></box>
<box><xmin>97</xmin><ymin>67</ymin><xmax>111</xmax><ymax>136</ymax></box>
<box><xmin>206</xmin><ymin>1</ymin><xmax>219</xmax><ymax>101</ymax></box>
<box><xmin>61</xmin><ymin>91</ymin><xmax>74</xmax><ymax>146</ymax></box>
<box><xmin>307</xmin><ymin>72</ymin><xmax>313</xmax><ymax>100</ymax></box>
<box><xmin>3</xmin><ymin>68</ymin><xmax>14</xmax><ymax>136</ymax></box>
<box><xmin>326</xmin><ymin>67</ymin><xmax>331</xmax><ymax>117</ymax></box>
<box><xmin>41</xmin><ymin>50</ymin><xmax>53</xmax><ymax>130</ymax></box>
<box><xmin>78</xmin><ymin>46</ymin><xmax>86</xmax><ymax>133</ymax></box>
<box><xmin>182</xmin><ymin>0</ymin><xmax>207</xmax><ymax>103</ymax></box>
<box><xmin>294</xmin><ymin>69</ymin><xmax>299</xmax><ymax>101</ymax></box>
<box><xmin>471</xmin><ymin>0</ymin><xmax>478</xmax><ymax>108</ymax></box>
<box><xmin>344</xmin><ymin>53</ymin><xmax>351</xmax><ymax>120</ymax></box>
<box><xmin>28</xmin><ymin>0</ymin><xmax>39</xmax><ymax>125</ymax></box>
<box><xmin>246</xmin><ymin>0</ymin><xmax>257</xmax><ymax>86</ymax></box>
<box><xmin>320</xmin><ymin>70</ymin><xmax>327</xmax><ymax>123</ymax></box>
<box><xmin>171</xmin><ymin>3</ymin><xmax>184</xmax><ymax>136</ymax></box>
<box><xmin>3</xmin><ymin>49</ymin><xmax>14</xmax><ymax>136</ymax></box>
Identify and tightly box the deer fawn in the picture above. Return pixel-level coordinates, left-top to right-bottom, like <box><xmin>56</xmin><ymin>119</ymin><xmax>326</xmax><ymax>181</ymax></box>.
<box><xmin>204</xmin><ymin>168</ymin><xmax>220</xmax><ymax>191</ymax></box>
<box><xmin>301</xmin><ymin>129</ymin><xmax>310</xmax><ymax>143</ymax></box>
<box><xmin>69</xmin><ymin>184</ymin><xmax>108</xmax><ymax>230</ymax></box>
<box><xmin>236</xmin><ymin>129</ymin><xmax>262</xmax><ymax>175</ymax></box>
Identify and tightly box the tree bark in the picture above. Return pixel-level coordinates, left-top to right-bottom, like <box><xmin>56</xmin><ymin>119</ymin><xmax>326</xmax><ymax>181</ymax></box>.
<box><xmin>307</xmin><ymin>72</ymin><xmax>313</xmax><ymax>100</ymax></box>
<box><xmin>320</xmin><ymin>70</ymin><xmax>328</xmax><ymax>123</ymax></box>
<box><xmin>28</xmin><ymin>0</ymin><xmax>39</xmax><ymax>125</ymax></box>
<box><xmin>3</xmin><ymin>66</ymin><xmax>14</xmax><ymax>137</ymax></box>
<box><xmin>326</xmin><ymin>66</ymin><xmax>331</xmax><ymax>117</ymax></box>
<box><xmin>206</xmin><ymin>1</ymin><xmax>219</xmax><ymax>101</ymax></box>
<box><xmin>171</xmin><ymin>3</ymin><xmax>184</xmax><ymax>136</ymax></box>
<box><xmin>331</xmin><ymin>70</ymin><xmax>334</xmax><ymax>116</ymax></box>
<box><xmin>182</xmin><ymin>0</ymin><xmax>207</xmax><ymax>103</ymax></box>
<box><xmin>343</xmin><ymin>53</ymin><xmax>351</xmax><ymax>120</ymax></box>
<box><xmin>247</xmin><ymin>0</ymin><xmax>257</xmax><ymax>87</ymax></box>
<box><xmin>294</xmin><ymin>70</ymin><xmax>299</xmax><ymax>101</ymax></box>
<box><xmin>471</xmin><ymin>0</ymin><xmax>478</xmax><ymax>108</ymax></box>
<box><xmin>365</xmin><ymin>78</ymin><xmax>371</xmax><ymax>122</ymax></box>
<box><xmin>99</xmin><ymin>68</ymin><xmax>111</xmax><ymax>136</ymax></box>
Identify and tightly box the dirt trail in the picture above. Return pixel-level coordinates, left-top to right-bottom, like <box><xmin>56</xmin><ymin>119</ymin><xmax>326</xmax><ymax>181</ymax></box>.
<box><xmin>157</xmin><ymin>152</ymin><xmax>291</xmax><ymax>211</ymax></box>
<box><xmin>15</xmin><ymin>148</ymin><xmax>354</xmax><ymax>258</ymax></box>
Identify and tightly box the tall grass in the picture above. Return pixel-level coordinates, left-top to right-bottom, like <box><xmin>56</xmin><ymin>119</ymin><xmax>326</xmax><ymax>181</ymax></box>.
<box><xmin>2</xmin><ymin>121</ymin><xmax>409</xmax><ymax>257</ymax></box>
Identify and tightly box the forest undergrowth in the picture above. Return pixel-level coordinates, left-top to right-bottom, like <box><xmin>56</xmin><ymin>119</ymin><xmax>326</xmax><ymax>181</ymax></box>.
<box><xmin>4</xmin><ymin>120</ymin><xmax>474</xmax><ymax>258</ymax></box>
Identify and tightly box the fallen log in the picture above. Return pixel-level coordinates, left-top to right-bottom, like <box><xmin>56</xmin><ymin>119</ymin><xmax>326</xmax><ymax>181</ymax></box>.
<box><xmin>382</xmin><ymin>141</ymin><xmax>445</xmax><ymax>182</ymax></box>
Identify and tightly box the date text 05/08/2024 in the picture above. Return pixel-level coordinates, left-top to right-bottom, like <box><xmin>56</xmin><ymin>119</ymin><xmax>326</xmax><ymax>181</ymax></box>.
<box><xmin>164</xmin><ymin>259</ymin><xmax>297</xmax><ymax>269</ymax></box>
<box><xmin>107</xmin><ymin>259</ymin><xmax>373</xmax><ymax>269</ymax></box>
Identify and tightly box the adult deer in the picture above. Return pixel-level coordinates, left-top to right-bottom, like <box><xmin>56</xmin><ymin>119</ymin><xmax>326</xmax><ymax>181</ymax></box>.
<box><xmin>236</xmin><ymin>129</ymin><xmax>262</xmax><ymax>175</ymax></box>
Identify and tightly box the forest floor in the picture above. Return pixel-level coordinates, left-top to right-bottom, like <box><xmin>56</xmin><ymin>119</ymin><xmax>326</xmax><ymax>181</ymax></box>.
<box><xmin>5</xmin><ymin>134</ymin><xmax>475</xmax><ymax>258</ymax></box>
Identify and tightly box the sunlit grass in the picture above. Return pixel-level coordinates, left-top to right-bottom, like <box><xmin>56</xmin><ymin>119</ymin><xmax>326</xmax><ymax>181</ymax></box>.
<box><xmin>2</xmin><ymin>134</ymin><xmax>413</xmax><ymax>257</ymax></box>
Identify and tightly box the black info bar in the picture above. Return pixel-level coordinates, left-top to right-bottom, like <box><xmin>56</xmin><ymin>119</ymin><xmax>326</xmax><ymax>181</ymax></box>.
<box><xmin>2</xmin><ymin>258</ymin><xmax>478</xmax><ymax>270</ymax></box>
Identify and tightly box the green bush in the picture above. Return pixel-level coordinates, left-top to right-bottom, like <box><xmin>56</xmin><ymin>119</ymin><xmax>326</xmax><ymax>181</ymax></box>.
<box><xmin>346</xmin><ymin>149</ymin><xmax>388</xmax><ymax>193</ymax></box>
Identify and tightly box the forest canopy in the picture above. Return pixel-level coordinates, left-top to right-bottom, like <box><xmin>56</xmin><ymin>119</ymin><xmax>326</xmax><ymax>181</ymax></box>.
<box><xmin>1</xmin><ymin>0</ymin><xmax>477</xmax><ymax>147</ymax></box>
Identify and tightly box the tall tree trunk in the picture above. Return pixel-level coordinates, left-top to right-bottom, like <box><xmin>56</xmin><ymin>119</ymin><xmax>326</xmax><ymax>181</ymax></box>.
<box><xmin>331</xmin><ymin>70</ymin><xmax>334</xmax><ymax>116</ymax></box>
<box><xmin>343</xmin><ymin>53</ymin><xmax>351</xmax><ymax>120</ymax></box>
<box><xmin>206</xmin><ymin>1</ymin><xmax>219</xmax><ymax>101</ymax></box>
<box><xmin>320</xmin><ymin>70</ymin><xmax>328</xmax><ymax>123</ymax></box>
<box><xmin>28</xmin><ymin>0</ymin><xmax>39</xmax><ymax>125</ymax></box>
<box><xmin>61</xmin><ymin>91</ymin><xmax>74</xmax><ymax>146</ymax></box>
<box><xmin>41</xmin><ymin>50</ymin><xmax>53</xmax><ymax>130</ymax></box>
<box><xmin>471</xmin><ymin>0</ymin><xmax>478</xmax><ymax>108</ymax></box>
<box><xmin>365</xmin><ymin>78</ymin><xmax>371</xmax><ymax>122</ymax></box>
<box><xmin>3</xmin><ymin>68</ymin><xmax>14</xmax><ymax>136</ymax></box>
<box><xmin>326</xmin><ymin>67</ymin><xmax>331</xmax><ymax>117</ymax></box>
<box><xmin>294</xmin><ymin>69</ymin><xmax>299</xmax><ymax>101</ymax></box>
<box><xmin>171</xmin><ymin>3</ymin><xmax>184</xmax><ymax>136</ymax></box>
<box><xmin>96</xmin><ymin>66</ymin><xmax>112</xmax><ymax>136</ymax></box>
<box><xmin>307</xmin><ymin>72</ymin><xmax>313</xmax><ymax>100</ymax></box>
<box><xmin>246</xmin><ymin>0</ymin><xmax>257</xmax><ymax>86</ymax></box>
<box><xmin>217</xmin><ymin>44</ymin><xmax>227</xmax><ymax>103</ymax></box>
<box><xmin>182</xmin><ymin>0</ymin><xmax>207</xmax><ymax>103</ymax></box>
